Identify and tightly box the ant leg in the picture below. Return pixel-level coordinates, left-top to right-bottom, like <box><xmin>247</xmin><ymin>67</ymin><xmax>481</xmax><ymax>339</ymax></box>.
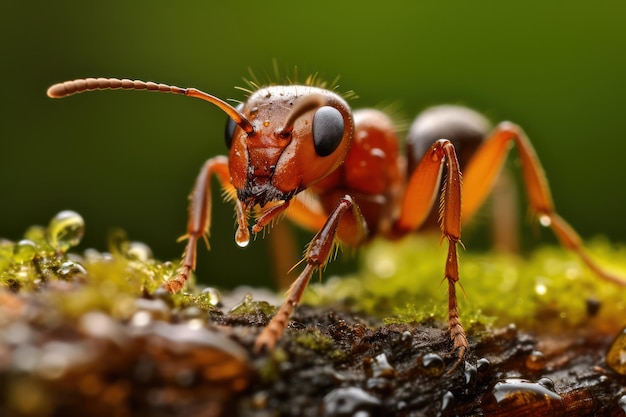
<box><xmin>267</xmin><ymin>191</ymin><xmax>329</xmax><ymax>290</ymax></box>
<box><xmin>396</xmin><ymin>139</ymin><xmax>468</xmax><ymax>367</ymax></box>
<box><xmin>462</xmin><ymin>122</ymin><xmax>625</xmax><ymax>286</ymax></box>
<box><xmin>162</xmin><ymin>156</ymin><xmax>234</xmax><ymax>292</ymax></box>
<box><xmin>254</xmin><ymin>195</ymin><xmax>367</xmax><ymax>353</ymax></box>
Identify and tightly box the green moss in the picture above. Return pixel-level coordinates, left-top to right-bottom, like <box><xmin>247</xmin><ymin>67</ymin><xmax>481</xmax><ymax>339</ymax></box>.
<box><xmin>304</xmin><ymin>235</ymin><xmax>626</xmax><ymax>333</ymax></box>
<box><xmin>0</xmin><ymin>211</ymin><xmax>188</xmax><ymax>320</ymax></box>
<box><xmin>229</xmin><ymin>293</ymin><xmax>277</xmax><ymax>316</ymax></box>
<box><xmin>3</xmin><ymin>211</ymin><xmax>625</xmax><ymax>336</ymax></box>
<box><xmin>292</xmin><ymin>328</ymin><xmax>345</xmax><ymax>361</ymax></box>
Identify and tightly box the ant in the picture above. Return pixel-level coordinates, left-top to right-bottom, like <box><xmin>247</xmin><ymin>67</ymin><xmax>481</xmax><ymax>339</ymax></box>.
<box><xmin>47</xmin><ymin>76</ymin><xmax>625</xmax><ymax>368</ymax></box>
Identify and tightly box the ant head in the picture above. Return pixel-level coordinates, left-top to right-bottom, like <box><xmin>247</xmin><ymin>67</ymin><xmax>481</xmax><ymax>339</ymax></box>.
<box><xmin>226</xmin><ymin>85</ymin><xmax>354</xmax><ymax>208</ymax></box>
<box><xmin>46</xmin><ymin>78</ymin><xmax>354</xmax><ymax>209</ymax></box>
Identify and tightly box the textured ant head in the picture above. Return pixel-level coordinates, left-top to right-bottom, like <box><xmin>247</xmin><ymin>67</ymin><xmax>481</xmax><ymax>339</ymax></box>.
<box><xmin>226</xmin><ymin>85</ymin><xmax>354</xmax><ymax>209</ymax></box>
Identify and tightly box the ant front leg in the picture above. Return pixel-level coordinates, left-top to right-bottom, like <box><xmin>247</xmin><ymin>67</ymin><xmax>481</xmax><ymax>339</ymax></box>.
<box><xmin>162</xmin><ymin>155</ymin><xmax>237</xmax><ymax>292</ymax></box>
<box><xmin>396</xmin><ymin>139</ymin><xmax>468</xmax><ymax>367</ymax></box>
<box><xmin>461</xmin><ymin>123</ymin><xmax>626</xmax><ymax>286</ymax></box>
<box><xmin>254</xmin><ymin>195</ymin><xmax>367</xmax><ymax>353</ymax></box>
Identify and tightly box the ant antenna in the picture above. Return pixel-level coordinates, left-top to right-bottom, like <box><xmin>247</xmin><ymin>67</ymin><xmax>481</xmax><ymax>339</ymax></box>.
<box><xmin>47</xmin><ymin>77</ymin><xmax>254</xmax><ymax>134</ymax></box>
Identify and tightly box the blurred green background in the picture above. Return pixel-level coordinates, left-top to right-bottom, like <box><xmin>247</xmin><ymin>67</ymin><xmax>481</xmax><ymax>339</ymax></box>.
<box><xmin>1</xmin><ymin>1</ymin><xmax>625</xmax><ymax>289</ymax></box>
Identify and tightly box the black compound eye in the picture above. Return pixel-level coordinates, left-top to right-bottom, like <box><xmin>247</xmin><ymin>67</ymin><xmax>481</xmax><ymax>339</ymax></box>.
<box><xmin>224</xmin><ymin>103</ymin><xmax>244</xmax><ymax>149</ymax></box>
<box><xmin>312</xmin><ymin>106</ymin><xmax>344</xmax><ymax>157</ymax></box>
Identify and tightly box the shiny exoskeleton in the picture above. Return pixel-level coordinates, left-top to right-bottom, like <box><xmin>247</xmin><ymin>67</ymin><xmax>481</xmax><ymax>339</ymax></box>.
<box><xmin>47</xmin><ymin>77</ymin><xmax>626</xmax><ymax>370</ymax></box>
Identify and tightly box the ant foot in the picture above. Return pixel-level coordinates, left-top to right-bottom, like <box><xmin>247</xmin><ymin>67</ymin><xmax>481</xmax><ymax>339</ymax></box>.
<box><xmin>161</xmin><ymin>266</ymin><xmax>191</xmax><ymax>293</ymax></box>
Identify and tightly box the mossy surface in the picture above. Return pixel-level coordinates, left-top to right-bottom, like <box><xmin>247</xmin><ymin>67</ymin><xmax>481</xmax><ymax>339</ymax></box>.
<box><xmin>1</xmin><ymin>211</ymin><xmax>626</xmax><ymax>416</ymax></box>
<box><xmin>304</xmin><ymin>235</ymin><xmax>626</xmax><ymax>335</ymax></box>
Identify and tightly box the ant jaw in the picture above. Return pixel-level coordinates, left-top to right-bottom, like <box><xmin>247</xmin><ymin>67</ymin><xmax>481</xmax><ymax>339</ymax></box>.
<box><xmin>234</xmin><ymin>197</ymin><xmax>292</xmax><ymax>246</ymax></box>
<box><xmin>234</xmin><ymin>200</ymin><xmax>250</xmax><ymax>248</ymax></box>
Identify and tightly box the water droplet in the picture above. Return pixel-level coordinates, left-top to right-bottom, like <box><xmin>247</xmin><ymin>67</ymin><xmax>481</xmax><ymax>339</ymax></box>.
<box><xmin>126</xmin><ymin>241</ymin><xmax>152</xmax><ymax>261</ymax></box>
<box><xmin>58</xmin><ymin>261</ymin><xmax>87</xmax><ymax>278</ymax></box>
<box><xmin>441</xmin><ymin>390</ymin><xmax>455</xmax><ymax>413</ymax></box>
<box><xmin>323</xmin><ymin>387</ymin><xmax>382</xmax><ymax>417</ymax></box>
<box><xmin>539</xmin><ymin>214</ymin><xmax>552</xmax><ymax>227</ymax></box>
<box><xmin>504</xmin><ymin>323</ymin><xmax>517</xmax><ymax>339</ymax></box>
<box><xmin>606</xmin><ymin>327</ymin><xmax>626</xmax><ymax>375</ymax></box>
<box><xmin>537</xmin><ymin>377</ymin><xmax>555</xmax><ymax>391</ymax></box>
<box><xmin>484</xmin><ymin>378</ymin><xmax>564</xmax><ymax>416</ymax></box>
<box><xmin>421</xmin><ymin>353</ymin><xmax>445</xmax><ymax>377</ymax></box>
<box><xmin>534</xmin><ymin>282</ymin><xmax>548</xmax><ymax>295</ymax></box>
<box><xmin>477</xmin><ymin>357</ymin><xmax>491</xmax><ymax>373</ymax></box>
<box><xmin>200</xmin><ymin>287</ymin><xmax>222</xmax><ymax>307</ymax></box>
<box><xmin>464</xmin><ymin>362</ymin><xmax>477</xmax><ymax>386</ymax></box>
<box><xmin>46</xmin><ymin>210</ymin><xmax>85</xmax><ymax>253</ymax></box>
<box><xmin>130</xmin><ymin>310</ymin><xmax>152</xmax><ymax>327</ymax></box>
<box><xmin>370</xmin><ymin>353</ymin><xmax>396</xmax><ymax>378</ymax></box>
<box><xmin>235</xmin><ymin>225</ymin><xmax>250</xmax><ymax>247</ymax></box>
<box><xmin>618</xmin><ymin>394</ymin><xmax>626</xmax><ymax>413</ymax></box>
<box><xmin>14</xmin><ymin>239</ymin><xmax>36</xmax><ymax>263</ymax></box>
<box><xmin>526</xmin><ymin>350</ymin><xmax>547</xmax><ymax>371</ymax></box>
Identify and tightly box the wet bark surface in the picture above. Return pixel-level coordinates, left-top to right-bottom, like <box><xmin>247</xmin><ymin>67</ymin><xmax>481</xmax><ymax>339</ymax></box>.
<box><xmin>1</xmin><ymin>287</ymin><xmax>625</xmax><ymax>417</ymax></box>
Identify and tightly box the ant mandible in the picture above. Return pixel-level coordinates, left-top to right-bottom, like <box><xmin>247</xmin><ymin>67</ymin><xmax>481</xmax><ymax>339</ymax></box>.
<box><xmin>46</xmin><ymin>77</ymin><xmax>626</xmax><ymax>368</ymax></box>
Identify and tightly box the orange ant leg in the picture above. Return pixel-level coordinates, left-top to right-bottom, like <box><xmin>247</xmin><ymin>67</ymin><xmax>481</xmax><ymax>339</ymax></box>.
<box><xmin>267</xmin><ymin>192</ymin><xmax>329</xmax><ymax>290</ymax></box>
<box><xmin>462</xmin><ymin>122</ymin><xmax>626</xmax><ymax>286</ymax></box>
<box><xmin>396</xmin><ymin>139</ymin><xmax>468</xmax><ymax>367</ymax></box>
<box><xmin>254</xmin><ymin>195</ymin><xmax>367</xmax><ymax>353</ymax></box>
<box><xmin>162</xmin><ymin>156</ymin><xmax>235</xmax><ymax>292</ymax></box>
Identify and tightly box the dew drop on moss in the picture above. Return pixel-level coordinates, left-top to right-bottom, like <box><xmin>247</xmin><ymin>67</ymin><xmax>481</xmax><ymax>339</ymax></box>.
<box><xmin>58</xmin><ymin>261</ymin><xmax>87</xmax><ymax>278</ymax></box>
<box><xmin>14</xmin><ymin>240</ymin><xmax>36</xmax><ymax>263</ymax></box>
<box><xmin>200</xmin><ymin>287</ymin><xmax>222</xmax><ymax>307</ymax></box>
<box><xmin>125</xmin><ymin>241</ymin><xmax>152</xmax><ymax>261</ymax></box>
<box><xmin>46</xmin><ymin>211</ymin><xmax>85</xmax><ymax>253</ymax></box>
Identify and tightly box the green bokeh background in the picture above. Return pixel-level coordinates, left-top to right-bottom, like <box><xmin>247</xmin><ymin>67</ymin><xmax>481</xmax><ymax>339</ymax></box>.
<box><xmin>2</xmin><ymin>1</ymin><xmax>625</xmax><ymax>289</ymax></box>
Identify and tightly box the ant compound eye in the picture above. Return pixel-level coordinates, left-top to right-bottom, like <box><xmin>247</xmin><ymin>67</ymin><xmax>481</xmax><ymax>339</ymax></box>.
<box><xmin>224</xmin><ymin>103</ymin><xmax>244</xmax><ymax>149</ymax></box>
<box><xmin>312</xmin><ymin>106</ymin><xmax>345</xmax><ymax>157</ymax></box>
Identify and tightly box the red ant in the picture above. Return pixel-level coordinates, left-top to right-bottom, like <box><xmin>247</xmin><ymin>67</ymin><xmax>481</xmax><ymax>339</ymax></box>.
<box><xmin>47</xmin><ymin>77</ymin><xmax>625</xmax><ymax>368</ymax></box>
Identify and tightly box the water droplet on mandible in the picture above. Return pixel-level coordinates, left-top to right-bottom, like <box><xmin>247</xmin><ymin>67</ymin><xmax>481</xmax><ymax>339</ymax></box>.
<box><xmin>47</xmin><ymin>210</ymin><xmax>85</xmax><ymax>252</ymax></box>
<box><xmin>235</xmin><ymin>226</ymin><xmax>250</xmax><ymax>248</ymax></box>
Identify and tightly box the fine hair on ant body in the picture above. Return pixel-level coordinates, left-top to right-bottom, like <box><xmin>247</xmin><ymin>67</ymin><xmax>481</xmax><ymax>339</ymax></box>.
<box><xmin>46</xmin><ymin>75</ymin><xmax>626</xmax><ymax>370</ymax></box>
